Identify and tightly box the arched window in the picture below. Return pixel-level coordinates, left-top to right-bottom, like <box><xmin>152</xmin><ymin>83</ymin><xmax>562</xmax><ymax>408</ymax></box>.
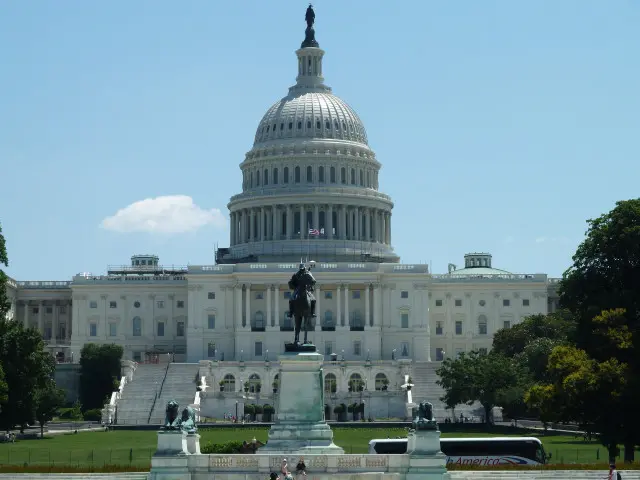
<box><xmin>306</xmin><ymin>165</ymin><xmax>313</xmax><ymax>182</ymax></box>
<box><xmin>248</xmin><ymin>373</ymin><xmax>261</xmax><ymax>393</ymax></box>
<box><xmin>256</xmin><ymin>170</ymin><xmax>261</xmax><ymax>186</ymax></box>
<box><xmin>273</xmin><ymin>168</ymin><xmax>279</xmax><ymax>184</ymax></box>
<box><xmin>264</xmin><ymin>169</ymin><xmax>269</xmax><ymax>185</ymax></box>
<box><xmin>478</xmin><ymin>315</ymin><xmax>488</xmax><ymax>335</ymax></box>
<box><xmin>294</xmin><ymin>166</ymin><xmax>301</xmax><ymax>183</ymax></box>
<box><xmin>324</xmin><ymin>373</ymin><xmax>337</xmax><ymax>394</ymax></box>
<box><xmin>349</xmin><ymin>373</ymin><xmax>364</xmax><ymax>392</ymax></box>
<box><xmin>253</xmin><ymin>311</ymin><xmax>265</xmax><ymax>330</ymax></box>
<box><xmin>330</xmin><ymin>166</ymin><xmax>336</xmax><ymax>183</ymax></box>
<box><xmin>318</xmin><ymin>166</ymin><xmax>325</xmax><ymax>182</ymax></box>
<box><xmin>350</xmin><ymin>168</ymin><xmax>356</xmax><ymax>185</ymax></box>
<box><xmin>340</xmin><ymin>167</ymin><xmax>346</xmax><ymax>184</ymax></box>
<box><xmin>283</xmin><ymin>166</ymin><xmax>289</xmax><ymax>184</ymax></box>
<box><xmin>222</xmin><ymin>374</ymin><xmax>236</xmax><ymax>392</ymax></box>
<box><xmin>132</xmin><ymin>316</ymin><xmax>141</xmax><ymax>336</ymax></box>
<box><xmin>375</xmin><ymin>373</ymin><xmax>389</xmax><ymax>391</ymax></box>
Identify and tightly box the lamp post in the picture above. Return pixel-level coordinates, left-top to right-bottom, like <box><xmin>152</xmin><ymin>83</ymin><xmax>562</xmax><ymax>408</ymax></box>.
<box><xmin>235</xmin><ymin>401</ymin><xmax>238</xmax><ymax>423</ymax></box>
<box><xmin>251</xmin><ymin>437</ymin><xmax>257</xmax><ymax>453</ymax></box>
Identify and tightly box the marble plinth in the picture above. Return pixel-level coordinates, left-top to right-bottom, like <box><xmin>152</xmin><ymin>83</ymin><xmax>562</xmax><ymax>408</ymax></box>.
<box><xmin>155</xmin><ymin>430</ymin><xmax>188</xmax><ymax>457</ymax></box>
<box><xmin>406</xmin><ymin>428</ymin><xmax>451</xmax><ymax>480</ymax></box>
<box><xmin>261</xmin><ymin>351</ymin><xmax>343</xmax><ymax>454</ymax></box>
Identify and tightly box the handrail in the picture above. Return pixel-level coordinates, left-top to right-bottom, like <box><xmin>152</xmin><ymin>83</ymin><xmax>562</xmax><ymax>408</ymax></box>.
<box><xmin>147</xmin><ymin>362</ymin><xmax>171</xmax><ymax>424</ymax></box>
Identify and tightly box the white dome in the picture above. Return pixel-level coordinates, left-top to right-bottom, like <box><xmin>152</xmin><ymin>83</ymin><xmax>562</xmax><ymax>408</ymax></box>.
<box><xmin>253</xmin><ymin>91</ymin><xmax>368</xmax><ymax>147</ymax></box>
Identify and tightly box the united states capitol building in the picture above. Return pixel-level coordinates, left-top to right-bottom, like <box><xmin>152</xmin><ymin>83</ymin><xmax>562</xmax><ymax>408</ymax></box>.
<box><xmin>3</xmin><ymin>11</ymin><xmax>562</xmax><ymax>420</ymax></box>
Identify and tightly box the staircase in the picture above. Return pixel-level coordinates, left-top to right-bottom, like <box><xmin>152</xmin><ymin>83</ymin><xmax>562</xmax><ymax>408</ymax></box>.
<box><xmin>148</xmin><ymin>363</ymin><xmax>200</xmax><ymax>426</ymax></box>
<box><xmin>411</xmin><ymin>362</ymin><xmax>483</xmax><ymax>421</ymax></box>
<box><xmin>115</xmin><ymin>364</ymin><xmax>168</xmax><ymax>425</ymax></box>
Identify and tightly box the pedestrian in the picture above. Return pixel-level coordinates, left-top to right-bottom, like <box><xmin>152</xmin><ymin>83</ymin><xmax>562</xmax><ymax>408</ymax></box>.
<box><xmin>609</xmin><ymin>462</ymin><xmax>622</xmax><ymax>480</ymax></box>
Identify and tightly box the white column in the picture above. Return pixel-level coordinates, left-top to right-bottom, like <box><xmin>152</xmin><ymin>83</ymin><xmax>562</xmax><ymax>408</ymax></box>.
<box><xmin>275</xmin><ymin>285</ymin><xmax>280</xmax><ymax>327</ymax></box>
<box><xmin>266</xmin><ymin>285</ymin><xmax>272</xmax><ymax>328</ymax></box>
<box><xmin>365</xmin><ymin>284</ymin><xmax>371</xmax><ymax>328</ymax></box>
<box><xmin>230</xmin><ymin>212</ymin><xmax>235</xmax><ymax>245</ymax></box>
<box><xmin>327</xmin><ymin>204</ymin><xmax>334</xmax><ymax>239</ymax></box>
<box><xmin>38</xmin><ymin>302</ymin><xmax>43</xmax><ymax>336</ymax></box>
<box><xmin>168</xmin><ymin>294</ymin><xmax>175</xmax><ymax>334</ymax></box>
<box><xmin>260</xmin><ymin>207</ymin><xmax>265</xmax><ymax>241</ymax></box>
<box><xmin>381</xmin><ymin>213</ymin><xmax>387</xmax><ymax>245</ymax></box>
<box><xmin>250</xmin><ymin>210</ymin><xmax>256</xmax><ymax>242</ymax></box>
<box><xmin>341</xmin><ymin>205</ymin><xmax>347</xmax><ymax>240</ymax></box>
<box><xmin>313</xmin><ymin>204</ymin><xmax>319</xmax><ymax>232</ymax></box>
<box><xmin>53</xmin><ymin>302</ymin><xmax>59</xmax><ymax>341</ymax></box>
<box><xmin>235</xmin><ymin>285</ymin><xmax>243</xmax><ymax>329</ymax></box>
<box><xmin>300</xmin><ymin>204</ymin><xmax>306</xmax><ymax>239</ymax></box>
<box><xmin>245</xmin><ymin>284</ymin><xmax>251</xmax><ymax>328</ymax></box>
<box><xmin>365</xmin><ymin>209</ymin><xmax>371</xmax><ymax>242</ymax></box>
<box><xmin>373</xmin><ymin>284</ymin><xmax>381</xmax><ymax>328</ymax></box>
<box><xmin>23</xmin><ymin>301</ymin><xmax>29</xmax><ymax>328</ymax></box>
<box><xmin>336</xmin><ymin>285</ymin><xmax>342</xmax><ymax>328</ymax></box>
<box><xmin>286</xmin><ymin>205</ymin><xmax>292</xmax><ymax>239</ymax></box>
<box><xmin>272</xmin><ymin>206</ymin><xmax>278</xmax><ymax>241</ymax></box>
<box><xmin>385</xmin><ymin>213</ymin><xmax>391</xmax><ymax>244</ymax></box>
<box><xmin>344</xmin><ymin>284</ymin><xmax>350</xmax><ymax>327</ymax></box>
<box><xmin>355</xmin><ymin>207</ymin><xmax>360</xmax><ymax>240</ymax></box>
<box><xmin>316</xmin><ymin>286</ymin><xmax>321</xmax><ymax>327</ymax></box>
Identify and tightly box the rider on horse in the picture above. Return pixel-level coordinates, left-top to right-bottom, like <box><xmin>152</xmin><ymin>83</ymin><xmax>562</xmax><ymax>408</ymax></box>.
<box><xmin>286</xmin><ymin>263</ymin><xmax>317</xmax><ymax>319</ymax></box>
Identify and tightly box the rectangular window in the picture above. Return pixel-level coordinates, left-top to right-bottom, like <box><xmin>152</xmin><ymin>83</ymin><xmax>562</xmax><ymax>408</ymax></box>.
<box><xmin>401</xmin><ymin>291</ymin><xmax>409</xmax><ymax>299</ymax></box>
<box><xmin>156</xmin><ymin>300</ymin><xmax>165</xmax><ymax>308</ymax></box>
<box><xmin>177</xmin><ymin>321</ymin><xmax>185</xmax><ymax>337</ymax></box>
<box><xmin>436</xmin><ymin>321</ymin><xmax>443</xmax><ymax>335</ymax></box>
<box><xmin>352</xmin><ymin>291</ymin><xmax>361</xmax><ymax>299</ymax></box>
<box><xmin>254</xmin><ymin>341</ymin><xmax>263</xmax><ymax>357</ymax></box>
<box><xmin>324</xmin><ymin>341</ymin><xmax>333</xmax><ymax>356</ymax></box>
<box><xmin>353</xmin><ymin>341</ymin><xmax>362</xmax><ymax>356</ymax></box>
<box><xmin>455</xmin><ymin>321</ymin><xmax>463</xmax><ymax>335</ymax></box>
<box><xmin>454</xmin><ymin>299</ymin><xmax>462</xmax><ymax>307</ymax></box>
<box><xmin>522</xmin><ymin>299</ymin><xmax>530</xmax><ymax>307</ymax></box>
<box><xmin>133</xmin><ymin>352</ymin><xmax>142</xmax><ymax>362</ymax></box>
<box><xmin>46</xmin><ymin>307</ymin><xmax>53</xmax><ymax>314</ymax></box>
<box><xmin>33</xmin><ymin>307</ymin><xmax>39</xmax><ymax>314</ymax></box>
<box><xmin>255</xmin><ymin>293</ymin><xmax>263</xmax><ymax>300</ymax></box>
<box><xmin>59</xmin><ymin>306</ymin><xmax>66</xmax><ymax>314</ymax></box>
<box><xmin>401</xmin><ymin>342</ymin><xmax>410</xmax><ymax>357</ymax></box>
<box><xmin>152</xmin><ymin>321</ymin><xmax>163</xmax><ymax>337</ymax></box>
<box><xmin>324</xmin><ymin>291</ymin><xmax>333</xmax><ymax>299</ymax></box>
<box><xmin>108</xmin><ymin>323</ymin><xmax>116</xmax><ymax>337</ymax></box>
<box><xmin>89</xmin><ymin>301</ymin><xmax>98</xmax><ymax>309</ymax></box>
<box><xmin>503</xmin><ymin>320</ymin><xmax>511</xmax><ymax>329</ymax></box>
<box><xmin>435</xmin><ymin>299</ymin><xmax>443</xmax><ymax>307</ymax></box>
<box><xmin>401</xmin><ymin>313</ymin><xmax>409</xmax><ymax>328</ymax></box>
<box><xmin>478</xmin><ymin>322</ymin><xmax>488</xmax><ymax>335</ymax></box>
<box><xmin>208</xmin><ymin>343</ymin><xmax>216</xmax><ymax>357</ymax></box>
<box><xmin>90</xmin><ymin>323</ymin><xmax>97</xmax><ymax>337</ymax></box>
<box><xmin>207</xmin><ymin>314</ymin><xmax>216</xmax><ymax>329</ymax></box>
<box><xmin>479</xmin><ymin>347</ymin><xmax>488</xmax><ymax>355</ymax></box>
<box><xmin>503</xmin><ymin>299</ymin><xmax>510</xmax><ymax>307</ymax></box>
<box><xmin>177</xmin><ymin>300</ymin><xmax>185</xmax><ymax>308</ymax></box>
<box><xmin>109</xmin><ymin>301</ymin><xmax>117</xmax><ymax>309</ymax></box>
<box><xmin>208</xmin><ymin>292</ymin><xmax>215</xmax><ymax>300</ymax></box>
<box><xmin>435</xmin><ymin>348</ymin><xmax>444</xmax><ymax>361</ymax></box>
<box><xmin>284</xmin><ymin>292</ymin><xmax>291</xmax><ymax>299</ymax></box>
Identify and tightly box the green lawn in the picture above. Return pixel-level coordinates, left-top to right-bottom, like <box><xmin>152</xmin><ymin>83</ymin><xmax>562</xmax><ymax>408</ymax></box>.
<box><xmin>0</xmin><ymin>428</ymin><xmax>611</xmax><ymax>468</ymax></box>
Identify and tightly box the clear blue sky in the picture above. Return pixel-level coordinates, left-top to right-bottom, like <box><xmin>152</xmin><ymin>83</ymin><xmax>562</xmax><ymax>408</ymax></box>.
<box><xmin>1</xmin><ymin>1</ymin><xmax>638</xmax><ymax>280</ymax></box>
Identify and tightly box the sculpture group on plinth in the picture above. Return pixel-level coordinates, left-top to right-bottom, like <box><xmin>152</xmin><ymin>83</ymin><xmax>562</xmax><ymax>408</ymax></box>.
<box><xmin>162</xmin><ymin>400</ymin><xmax>198</xmax><ymax>434</ymax></box>
<box><xmin>412</xmin><ymin>401</ymin><xmax>438</xmax><ymax>431</ymax></box>
<box><xmin>285</xmin><ymin>261</ymin><xmax>317</xmax><ymax>352</ymax></box>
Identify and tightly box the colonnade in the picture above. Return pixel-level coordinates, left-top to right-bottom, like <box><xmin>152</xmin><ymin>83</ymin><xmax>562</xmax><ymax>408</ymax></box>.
<box><xmin>229</xmin><ymin>204</ymin><xmax>391</xmax><ymax>246</ymax></box>
<box><xmin>21</xmin><ymin>300</ymin><xmax>71</xmax><ymax>344</ymax></box>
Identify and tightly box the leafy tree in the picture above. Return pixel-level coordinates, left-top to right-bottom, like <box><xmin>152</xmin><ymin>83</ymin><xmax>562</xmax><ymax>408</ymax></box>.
<box><xmin>0</xmin><ymin>320</ymin><xmax>56</xmax><ymax>431</ymax></box>
<box><xmin>34</xmin><ymin>379</ymin><xmax>65</xmax><ymax>438</ymax></box>
<box><xmin>558</xmin><ymin>199</ymin><xmax>640</xmax><ymax>460</ymax></box>
<box><xmin>0</xmin><ymin>222</ymin><xmax>11</xmax><ymax>320</ymax></box>
<box><xmin>437</xmin><ymin>351</ymin><xmax>529</xmax><ymax>423</ymax></box>
<box><xmin>79</xmin><ymin>344</ymin><xmax>123</xmax><ymax>411</ymax></box>
<box><xmin>525</xmin><ymin>343</ymin><xmax>629</xmax><ymax>462</ymax></box>
<box><xmin>0</xmin><ymin>362</ymin><xmax>7</xmax><ymax>413</ymax></box>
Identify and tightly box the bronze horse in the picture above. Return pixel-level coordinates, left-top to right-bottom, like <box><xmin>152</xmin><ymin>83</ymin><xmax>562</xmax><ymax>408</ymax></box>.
<box><xmin>288</xmin><ymin>268</ymin><xmax>316</xmax><ymax>345</ymax></box>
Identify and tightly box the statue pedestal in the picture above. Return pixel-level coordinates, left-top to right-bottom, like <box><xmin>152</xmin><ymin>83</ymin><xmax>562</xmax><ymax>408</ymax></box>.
<box><xmin>406</xmin><ymin>428</ymin><xmax>451</xmax><ymax>480</ymax></box>
<box><xmin>262</xmin><ymin>351</ymin><xmax>343</xmax><ymax>454</ymax></box>
<box><xmin>185</xmin><ymin>433</ymin><xmax>201</xmax><ymax>454</ymax></box>
<box><xmin>155</xmin><ymin>430</ymin><xmax>189</xmax><ymax>457</ymax></box>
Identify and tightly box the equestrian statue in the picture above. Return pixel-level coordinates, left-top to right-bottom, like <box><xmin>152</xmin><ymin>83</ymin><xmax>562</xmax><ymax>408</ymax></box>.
<box><xmin>286</xmin><ymin>261</ymin><xmax>317</xmax><ymax>346</ymax></box>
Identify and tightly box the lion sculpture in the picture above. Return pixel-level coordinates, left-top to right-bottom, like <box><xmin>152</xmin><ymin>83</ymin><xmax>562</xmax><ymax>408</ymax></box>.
<box><xmin>412</xmin><ymin>401</ymin><xmax>437</xmax><ymax>430</ymax></box>
<box><xmin>179</xmin><ymin>405</ymin><xmax>197</xmax><ymax>434</ymax></box>
<box><xmin>163</xmin><ymin>400</ymin><xmax>181</xmax><ymax>430</ymax></box>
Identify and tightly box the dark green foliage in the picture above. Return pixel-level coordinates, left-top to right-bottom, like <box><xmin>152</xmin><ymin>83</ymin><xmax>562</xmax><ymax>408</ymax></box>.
<box><xmin>0</xmin><ymin>319</ymin><xmax>56</xmax><ymax>430</ymax></box>
<box><xmin>436</xmin><ymin>350</ymin><xmax>529</xmax><ymax>423</ymax></box>
<box><xmin>0</xmin><ymin>222</ymin><xmax>10</xmax><ymax>320</ymax></box>
<box><xmin>0</xmin><ymin>362</ymin><xmax>7</xmax><ymax>413</ymax></box>
<box><xmin>82</xmin><ymin>408</ymin><xmax>102</xmax><ymax>421</ymax></box>
<box><xmin>200</xmin><ymin>440</ymin><xmax>245</xmax><ymax>454</ymax></box>
<box><xmin>79</xmin><ymin>344</ymin><xmax>123</xmax><ymax>411</ymax></box>
<box><xmin>34</xmin><ymin>380</ymin><xmax>65</xmax><ymax>437</ymax></box>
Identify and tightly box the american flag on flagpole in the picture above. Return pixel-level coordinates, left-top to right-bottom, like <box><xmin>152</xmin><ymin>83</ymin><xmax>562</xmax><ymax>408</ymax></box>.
<box><xmin>308</xmin><ymin>228</ymin><xmax>320</xmax><ymax>236</ymax></box>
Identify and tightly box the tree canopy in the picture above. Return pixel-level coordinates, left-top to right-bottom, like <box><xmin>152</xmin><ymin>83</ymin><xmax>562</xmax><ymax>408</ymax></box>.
<box><xmin>436</xmin><ymin>350</ymin><xmax>529</xmax><ymax>423</ymax></box>
<box><xmin>0</xmin><ymin>363</ymin><xmax>7</xmax><ymax>413</ymax></box>
<box><xmin>34</xmin><ymin>379</ymin><xmax>65</xmax><ymax>437</ymax></box>
<box><xmin>0</xmin><ymin>222</ymin><xmax>11</xmax><ymax>320</ymax></box>
<box><xmin>79</xmin><ymin>343</ymin><xmax>123</xmax><ymax>411</ymax></box>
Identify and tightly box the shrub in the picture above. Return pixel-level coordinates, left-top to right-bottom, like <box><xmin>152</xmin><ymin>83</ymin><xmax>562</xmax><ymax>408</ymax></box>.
<box><xmin>83</xmin><ymin>408</ymin><xmax>102</xmax><ymax>421</ymax></box>
<box><xmin>201</xmin><ymin>440</ymin><xmax>245</xmax><ymax>454</ymax></box>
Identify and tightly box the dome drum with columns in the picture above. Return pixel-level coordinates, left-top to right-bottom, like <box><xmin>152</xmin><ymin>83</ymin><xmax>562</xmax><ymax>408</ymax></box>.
<box><xmin>219</xmin><ymin>20</ymin><xmax>398</xmax><ymax>264</ymax></box>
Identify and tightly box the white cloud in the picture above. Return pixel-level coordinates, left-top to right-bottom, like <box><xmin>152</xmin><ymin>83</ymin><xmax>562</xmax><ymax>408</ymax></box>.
<box><xmin>535</xmin><ymin>236</ymin><xmax>570</xmax><ymax>245</ymax></box>
<box><xmin>101</xmin><ymin>195</ymin><xmax>226</xmax><ymax>234</ymax></box>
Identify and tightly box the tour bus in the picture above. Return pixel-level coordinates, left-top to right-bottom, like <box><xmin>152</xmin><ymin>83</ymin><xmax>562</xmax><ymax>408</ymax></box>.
<box><xmin>367</xmin><ymin>437</ymin><xmax>548</xmax><ymax>466</ymax></box>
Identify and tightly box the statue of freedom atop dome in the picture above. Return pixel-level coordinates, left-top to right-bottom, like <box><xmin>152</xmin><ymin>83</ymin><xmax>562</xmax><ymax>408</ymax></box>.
<box><xmin>302</xmin><ymin>4</ymin><xmax>319</xmax><ymax>48</ymax></box>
